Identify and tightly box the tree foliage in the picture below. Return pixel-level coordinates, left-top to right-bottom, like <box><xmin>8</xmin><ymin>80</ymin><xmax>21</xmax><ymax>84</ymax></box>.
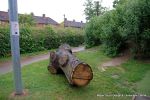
<box><xmin>19</xmin><ymin>14</ymin><xmax>35</xmax><ymax>26</ymax></box>
<box><xmin>85</xmin><ymin>16</ymin><xmax>102</xmax><ymax>48</ymax></box>
<box><xmin>84</xmin><ymin>0</ymin><xmax>106</xmax><ymax>21</ymax></box>
<box><xmin>122</xmin><ymin>0</ymin><xmax>150</xmax><ymax>58</ymax></box>
<box><xmin>84</xmin><ymin>0</ymin><xmax>150</xmax><ymax>58</ymax></box>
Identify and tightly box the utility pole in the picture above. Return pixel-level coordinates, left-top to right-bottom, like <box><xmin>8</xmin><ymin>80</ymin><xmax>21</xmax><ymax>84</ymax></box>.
<box><xmin>8</xmin><ymin>0</ymin><xmax>23</xmax><ymax>95</ymax></box>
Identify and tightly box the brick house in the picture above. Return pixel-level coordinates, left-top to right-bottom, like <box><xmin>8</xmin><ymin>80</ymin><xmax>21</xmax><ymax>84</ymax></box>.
<box><xmin>33</xmin><ymin>14</ymin><xmax>59</xmax><ymax>27</ymax></box>
<box><xmin>0</xmin><ymin>11</ymin><xmax>9</xmax><ymax>26</ymax></box>
<box><xmin>0</xmin><ymin>11</ymin><xmax>59</xmax><ymax>26</ymax></box>
<box><xmin>64</xmin><ymin>18</ymin><xmax>85</xmax><ymax>29</ymax></box>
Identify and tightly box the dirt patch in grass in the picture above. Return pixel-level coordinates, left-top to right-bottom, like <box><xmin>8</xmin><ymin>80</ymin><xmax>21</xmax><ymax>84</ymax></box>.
<box><xmin>101</xmin><ymin>50</ymin><xmax>131</xmax><ymax>71</ymax></box>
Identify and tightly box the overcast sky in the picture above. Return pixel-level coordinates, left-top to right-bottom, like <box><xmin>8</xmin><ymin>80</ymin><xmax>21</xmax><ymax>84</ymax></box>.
<box><xmin>0</xmin><ymin>0</ymin><xmax>113</xmax><ymax>23</ymax></box>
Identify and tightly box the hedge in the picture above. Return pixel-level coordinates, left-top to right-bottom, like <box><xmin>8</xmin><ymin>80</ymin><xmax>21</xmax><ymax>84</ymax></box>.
<box><xmin>0</xmin><ymin>26</ymin><xmax>84</xmax><ymax>57</ymax></box>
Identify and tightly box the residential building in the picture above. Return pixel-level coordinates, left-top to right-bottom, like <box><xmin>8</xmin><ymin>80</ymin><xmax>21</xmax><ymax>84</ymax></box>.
<box><xmin>33</xmin><ymin>14</ymin><xmax>59</xmax><ymax>27</ymax></box>
<box><xmin>0</xmin><ymin>11</ymin><xmax>9</xmax><ymax>26</ymax></box>
<box><xmin>64</xmin><ymin>18</ymin><xmax>85</xmax><ymax>29</ymax></box>
<box><xmin>0</xmin><ymin>11</ymin><xmax>59</xmax><ymax>26</ymax></box>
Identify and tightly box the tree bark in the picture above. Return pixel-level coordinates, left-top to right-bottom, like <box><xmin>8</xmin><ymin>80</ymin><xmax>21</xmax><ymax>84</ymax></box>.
<box><xmin>48</xmin><ymin>44</ymin><xmax>93</xmax><ymax>86</ymax></box>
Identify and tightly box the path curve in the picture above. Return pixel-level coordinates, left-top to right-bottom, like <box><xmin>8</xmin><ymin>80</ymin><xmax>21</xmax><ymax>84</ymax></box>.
<box><xmin>0</xmin><ymin>46</ymin><xmax>85</xmax><ymax>75</ymax></box>
<box><xmin>101</xmin><ymin>50</ymin><xmax>131</xmax><ymax>71</ymax></box>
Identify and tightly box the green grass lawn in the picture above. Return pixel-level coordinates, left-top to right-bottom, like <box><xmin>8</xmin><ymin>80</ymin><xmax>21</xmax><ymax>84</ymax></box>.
<box><xmin>0</xmin><ymin>47</ymin><xmax>150</xmax><ymax>100</ymax></box>
<box><xmin>136</xmin><ymin>70</ymin><xmax>150</xmax><ymax>95</ymax></box>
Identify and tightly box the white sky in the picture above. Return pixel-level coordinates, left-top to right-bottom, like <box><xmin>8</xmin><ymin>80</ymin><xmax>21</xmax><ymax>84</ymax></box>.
<box><xmin>0</xmin><ymin>0</ymin><xmax>113</xmax><ymax>23</ymax></box>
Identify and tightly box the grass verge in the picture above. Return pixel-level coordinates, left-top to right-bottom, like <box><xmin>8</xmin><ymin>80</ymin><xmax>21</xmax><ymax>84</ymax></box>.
<box><xmin>0</xmin><ymin>46</ymin><xmax>149</xmax><ymax>100</ymax></box>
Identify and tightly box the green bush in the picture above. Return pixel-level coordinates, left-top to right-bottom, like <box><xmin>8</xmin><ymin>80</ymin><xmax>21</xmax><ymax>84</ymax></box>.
<box><xmin>85</xmin><ymin>0</ymin><xmax>150</xmax><ymax>57</ymax></box>
<box><xmin>59</xmin><ymin>28</ymin><xmax>84</xmax><ymax>47</ymax></box>
<box><xmin>43</xmin><ymin>26</ymin><xmax>84</xmax><ymax>49</ymax></box>
<box><xmin>0</xmin><ymin>26</ymin><xmax>84</xmax><ymax>57</ymax></box>
<box><xmin>121</xmin><ymin>0</ymin><xmax>150</xmax><ymax>58</ymax></box>
<box><xmin>100</xmin><ymin>11</ymin><xmax>125</xmax><ymax>57</ymax></box>
<box><xmin>0</xmin><ymin>27</ymin><xmax>10</xmax><ymax>57</ymax></box>
<box><xmin>84</xmin><ymin>17</ymin><xmax>102</xmax><ymax>48</ymax></box>
<box><xmin>20</xmin><ymin>26</ymin><xmax>34</xmax><ymax>53</ymax></box>
<box><xmin>85</xmin><ymin>11</ymin><xmax>125</xmax><ymax>57</ymax></box>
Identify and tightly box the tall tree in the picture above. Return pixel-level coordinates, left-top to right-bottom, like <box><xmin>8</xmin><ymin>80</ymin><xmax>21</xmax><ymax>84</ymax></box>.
<box><xmin>84</xmin><ymin>0</ymin><xmax>94</xmax><ymax>21</ymax></box>
<box><xmin>113</xmin><ymin>0</ymin><xmax>127</xmax><ymax>8</ymax></box>
<box><xmin>84</xmin><ymin>0</ymin><xmax>107</xmax><ymax>21</ymax></box>
<box><xmin>113</xmin><ymin>0</ymin><xmax>119</xmax><ymax>8</ymax></box>
<box><xmin>93</xmin><ymin>1</ymin><xmax>106</xmax><ymax>16</ymax></box>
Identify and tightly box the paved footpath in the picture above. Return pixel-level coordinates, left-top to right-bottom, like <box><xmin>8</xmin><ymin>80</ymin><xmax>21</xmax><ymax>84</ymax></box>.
<box><xmin>0</xmin><ymin>46</ymin><xmax>85</xmax><ymax>75</ymax></box>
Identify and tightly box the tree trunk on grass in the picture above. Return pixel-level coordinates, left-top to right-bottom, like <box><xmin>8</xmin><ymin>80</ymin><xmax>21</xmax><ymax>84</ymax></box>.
<box><xmin>48</xmin><ymin>44</ymin><xmax>93</xmax><ymax>86</ymax></box>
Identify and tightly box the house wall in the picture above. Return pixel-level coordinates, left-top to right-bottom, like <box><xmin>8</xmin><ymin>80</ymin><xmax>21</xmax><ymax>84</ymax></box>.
<box><xmin>36</xmin><ymin>23</ymin><xmax>59</xmax><ymax>28</ymax></box>
<box><xmin>36</xmin><ymin>23</ymin><xmax>46</xmax><ymax>27</ymax></box>
<box><xmin>0</xmin><ymin>20</ymin><xmax>9</xmax><ymax>26</ymax></box>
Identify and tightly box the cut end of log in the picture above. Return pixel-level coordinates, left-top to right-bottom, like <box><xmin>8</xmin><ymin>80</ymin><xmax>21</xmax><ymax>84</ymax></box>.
<box><xmin>72</xmin><ymin>63</ymin><xmax>93</xmax><ymax>86</ymax></box>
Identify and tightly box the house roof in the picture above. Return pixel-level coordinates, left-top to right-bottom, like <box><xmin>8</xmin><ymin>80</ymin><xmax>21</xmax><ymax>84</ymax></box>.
<box><xmin>64</xmin><ymin>19</ymin><xmax>85</xmax><ymax>28</ymax></box>
<box><xmin>33</xmin><ymin>16</ymin><xmax>59</xmax><ymax>25</ymax></box>
<box><xmin>0</xmin><ymin>11</ymin><xmax>59</xmax><ymax>25</ymax></box>
<box><xmin>0</xmin><ymin>11</ymin><xmax>9</xmax><ymax>21</ymax></box>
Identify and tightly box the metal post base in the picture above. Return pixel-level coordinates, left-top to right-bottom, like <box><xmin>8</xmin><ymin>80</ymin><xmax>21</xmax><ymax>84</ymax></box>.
<box><xmin>9</xmin><ymin>89</ymin><xmax>28</xmax><ymax>98</ymax></box>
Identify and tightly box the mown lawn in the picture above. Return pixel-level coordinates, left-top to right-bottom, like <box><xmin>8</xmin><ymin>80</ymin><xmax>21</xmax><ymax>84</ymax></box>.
<box><xmin>0</xmin><ymin>47</ymin><xmax>149</xmax><ymax>100</ymax></box>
